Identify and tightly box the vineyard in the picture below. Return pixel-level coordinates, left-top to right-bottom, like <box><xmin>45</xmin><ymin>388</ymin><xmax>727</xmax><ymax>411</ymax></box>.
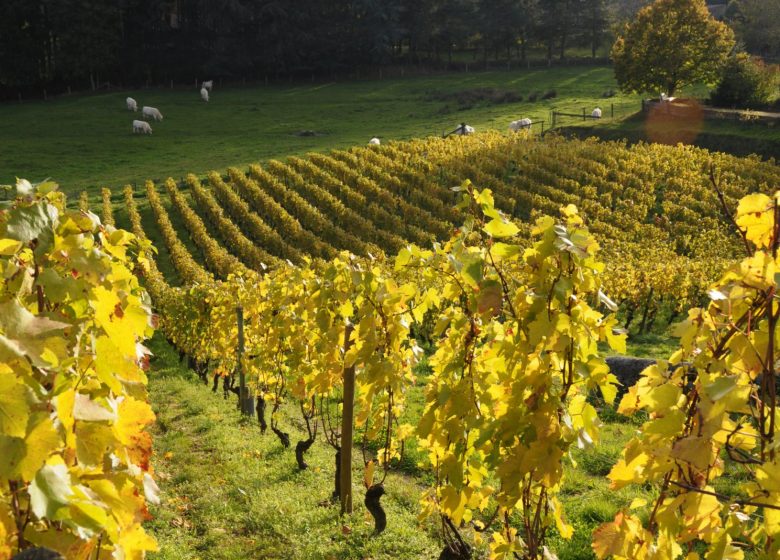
<box><xmin>4</xmin><ymin>132</ymin><xmax>780</xmax><ymax>559</ymax></box>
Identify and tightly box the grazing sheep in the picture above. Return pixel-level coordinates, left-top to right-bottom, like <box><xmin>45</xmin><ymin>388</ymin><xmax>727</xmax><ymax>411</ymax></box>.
<box><xmin>202</xmin><ymin>80</ymin><xmax>213</xmax><ymax>91</ymax></box>
<box><xmin>368</xmin><ymin>137</ymin><xmax>380</xmax><ymax>145</ymax></box>
<box><xmin>201</xmin><ymin>87</ymin><xmax>209</xmax><ymax>102</ymax></box>
<box><xmin>133</xmin><ymin>120</ymin><xmax>152</xmax><ymax>134</ymax></box>
<box><xmin>142</xmin><ymin>106</ymin><xmax>163</xmax><ymax>121</ymax></box>
<box><xmin>126</xmin><ymin>97</ymin><xmax>138</xmax><ymax>111</ymax></box>
<box><xmin>455</xmin><ymin>123</ymin><xmax>475</xmax><ymax>135</ymax></box>
<box><xmin>508</xmin><ymin>118</ymin><xmax>532</xmax><ymax>132</ymax></box>
<box><xmin>592</xmin><ymin>107</ymin><xmax>602</xmax><ymax>118</ymax></box>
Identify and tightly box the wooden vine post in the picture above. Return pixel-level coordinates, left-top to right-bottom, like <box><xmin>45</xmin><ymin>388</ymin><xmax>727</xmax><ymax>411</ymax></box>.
<box><xmin>236</xmin><ymin>306</ymin><xmax>254</xmax><ymax>416</ymax></box>
<box><xmin>339</xmin><ymin>321</ymin><xmax>355</xmax><ymax>515</ymax></box>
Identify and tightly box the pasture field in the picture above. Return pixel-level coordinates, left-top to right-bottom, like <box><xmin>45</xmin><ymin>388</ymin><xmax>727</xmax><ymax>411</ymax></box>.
<box><xmin>0</xmin><ymin>66</ymin><xmax>641</xmax><ymax>194</ymax></box>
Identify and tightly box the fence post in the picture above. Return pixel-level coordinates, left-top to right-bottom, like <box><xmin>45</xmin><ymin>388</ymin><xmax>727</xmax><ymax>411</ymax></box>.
<box><xmin>339</xmin><ymin>321</ymin><xmax>355</xmax><ymax>515</ymax></box>
<box><xmin>582</xmin><ymin>108</ymin><xmax>586</xmax><ymax>120</ymax></box>
<box><xmin>611</xmin><ymin>103</ymin><xmax>614</xmax><ymax>119</ymax></box>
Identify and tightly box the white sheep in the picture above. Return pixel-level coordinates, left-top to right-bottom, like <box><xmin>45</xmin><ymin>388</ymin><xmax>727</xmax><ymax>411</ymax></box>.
<box><xmin>455</xmin><ymin>123</ymin><xmax>475</xmax><ymax>135</ymax></box>
<box><xmin>133</xmin><ymin>120</ymin><xmax>152</xmax><ymax>134</ymax></box>
<box><xmin>126</xmin><ymin>97</ymin><xmax>138</xmax><ymax>111</ymax></box>
<box><xmin>142</xmin><ymin>106</ymin><xmax>163</xmax><ymax>121</ymax></box>
<box><xmin>202</xmin><ymin>80</ymin><xmax>213</xmax><ymax>91</ymax></box>
<box><xmin>592</xmin><ymin>107</ymin><xmax>602</xmax><ymax>118</ymax></box>
<box><xmin>201</xmin><ymin>87</ymin><xmax>209</xmax><ymax>102</ymax></box>
<box><xmin>368</xmin><ymin>137</ymin><xmax>380</xmax><ymax>145</ymax></box>
<box><xmin>508</xmin><ymin>118</ymin><xmax>532</xmax><ymax>132</ymax></box>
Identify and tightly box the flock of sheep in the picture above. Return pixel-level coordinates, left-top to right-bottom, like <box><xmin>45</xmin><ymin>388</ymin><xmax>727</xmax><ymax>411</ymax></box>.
<box><xmin>126</xmin><ymin>82</ymin><xmax>602</xmax><ymax>141</ymax></box>
<box><xmin>128</xmin><ymin>80</ymin><xmax>213</xmax><ymax>134</ymax></box>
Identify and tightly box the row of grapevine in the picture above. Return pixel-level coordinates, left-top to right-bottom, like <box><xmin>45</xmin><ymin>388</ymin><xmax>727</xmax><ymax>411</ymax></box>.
<box><xmin>265</xmin><ymin>159</ymin><xmax>406</xmax><ymax>253</ymax></box>
<box><xmin>163</xmin><ymin>178</ymin><xmax>248</xmax><ymax>279</ymax></box>
<box><xmin>207</xmin><ymin>171</ymin><xmax>305</xmax><ymax>264</ymax></box>
<box><xmin>128</xmin><ymin>134</ymin><xmax>779</xmax><ymax>338</ymax></box>
<box><xmin>144</xmin><ymin>180</ymin><xmax>212</xmax><ymax>285</ymax></box>
<box><xmin>101</xmin><ymin>187</ymin><xmax>115</xmax><ymax>226</ymax></box>
<box><xmin>288</xmin><ymin>155</ymin><xmax>430</xmax><ymax>245</ymax></box>
<box><xmin>248</xmin><ymin>164</ymin><xmax>374</xmax><ymax>255</ymax></box>
<box><xmin>1</xmin><ymin>180</ymin><xmax>158</xmax><ymax>558</ymax></box>
<box><xmin>227</xmin><ymin>167</ymin><xmax>337</xmax><ymax>260</ymax></box>
<box><xmin>186</xmin><ymin>174</ymin><xmax>283</xmax><ymax>271</ymax></box>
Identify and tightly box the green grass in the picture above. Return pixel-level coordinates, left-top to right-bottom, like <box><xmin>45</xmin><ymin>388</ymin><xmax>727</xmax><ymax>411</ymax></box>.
<box><xmin>146</xmin><ymin>334</ymin><xmax>442</xmax><ymax>559</ymax></box>
<box><xmin>145</xmin><ymin>330</ymin><xmax>662</xmax><ymax>560</ymax></box>
<box><xmin>0</xmin><ymin>66</ymin><xmax>642</xmax><ymax>195</ymax></box>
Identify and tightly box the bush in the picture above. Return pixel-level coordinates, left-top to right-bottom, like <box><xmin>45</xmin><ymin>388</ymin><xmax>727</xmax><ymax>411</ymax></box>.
<box><xmin>710</xmin><ymin>53</ymin><xmax>780</xmax><ymax>109</ymax></box>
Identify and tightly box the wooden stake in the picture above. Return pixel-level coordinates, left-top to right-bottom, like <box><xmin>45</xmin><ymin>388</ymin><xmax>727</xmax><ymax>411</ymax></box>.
<box><xmin>339</xmin><ymin>322</ymin><xmax>355</xmax><ymax>515</ymax></box>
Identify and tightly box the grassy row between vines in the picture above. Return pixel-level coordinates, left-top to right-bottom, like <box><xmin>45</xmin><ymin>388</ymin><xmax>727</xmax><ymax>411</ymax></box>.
<box><xmin>146</xmin><ymin>332</ymin><xmax>680</xmax><ymax>559</ymax></box>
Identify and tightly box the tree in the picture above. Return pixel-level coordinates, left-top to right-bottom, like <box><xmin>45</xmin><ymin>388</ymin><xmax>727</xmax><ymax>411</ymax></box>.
<box><xmin>726</xmin><ymin>0</ymin><xmax>780</xmax><ymax>58</ymax></box>
<box><xmin>611</xmin><ymin>0</ymin><xmax>735</xmax><ymax>96</ymax></box>
<box><xmin>583</xmin><ymin>0</ymin><xmax>609</xmax><ymax>58</ymax></box>
<box><xmin>710</xmin><ymin>52</ymin><xmax>780</xmax><ymax>108</ymax></box>
<box><xmin>0</xmin><ymin>0</ymin><xmax>51</xmax><ymax>87</ymax></box>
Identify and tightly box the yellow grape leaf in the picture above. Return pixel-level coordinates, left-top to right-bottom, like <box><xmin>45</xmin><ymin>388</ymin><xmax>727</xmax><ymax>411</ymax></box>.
<box><xmin>92</xmin><ymin>286</ymin><xmax>136</xmax><ymax>357</ymax></box>
<box><xmin>638</xmin><ymin>383</ymin><xmax>681</xmax><ymax>410</ymax></box>
<box><xmin>94</xmin><ymin>335</ymin><xmax>140</xmax><ymax>388</ymax></box>
<box><xmin>756</xmin><ymin>461</ymin><xmax>780</xmax><ymax>492</ymax></box>
<box><xmin>114</xmin><ymin>397</ymin><xmax>155</xmax><ymax>468</ymax></box>
<box><xmin>484</xmin><ymin>218</ymin><xmax>520</xmax><ymax>239</ymax></box>
<box><xmin>592</xmin><ymin>511</ymin><xmax>649</xmax><ymax>560</ymax></box>
<box><xmin>608</xmin><ymin>451</ymin><xmax>650</xmax><ymax>489</ymax></box>
<box><xmin>606</xmin><ymin>327</ymin><xmax>626</xmax><ymax>355</ymax></box>
<box><xmin>22</xmin><ymin>525</ymin><xmax>95</xmax><ymax>559</ymax></box>
<box><xmin>491</xmin><ymin>242</ymin><xmax>522</xmax><ymax>262</ymax></box>
<box><xmin>0</xmin><ymin>239</ymin><xmax>22</xmax><ymax>255</ymax></box>
<box><xmin>735</xmin><ymin>193</ymin><xmax>773</xmax><ymax>249</ymax></box>
<box><xmin>439</xmin><ymin>486</ymin><xmax>468</xmax><ymax>525</ymax></box>
<box><xmin>704</xmin><ymin>532</ymin><xmax>744</xmax><ymax>560</ymax></box>
<box><xmin>75</xmin><ymin>422</ymin><xmax>115</xmax><ymax>467</ymax></box>
<box><xmin>69</xmin><ymin>498</ymin><xmax>111</xmax><ymax>538</ymax></box>
<box><xmin>670</xmin><ymin>436</ymin><xmax>714</xmax><ymax>472</ymax></box>
<box><xmin>115</xmin><ymin>523</ymin><xmax>158</xmax><ymax>555</ymax></box>
<box><xmin>490</xmin><ymin>527</ymin><xmax>519</xmax><ymax>558</ymax></box>
<box><xmin>13</xmin><ymin>414</ymin><xmax>60</xmax><ymax>481</ymax></box>
<box><xmin>0</xmin><ymin>371</ymin><xmax>30</xmax><ymax>438</ymax></box>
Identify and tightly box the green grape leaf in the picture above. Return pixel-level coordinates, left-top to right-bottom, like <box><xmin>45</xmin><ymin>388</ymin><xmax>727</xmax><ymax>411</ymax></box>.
<box><xmin>29</xmin><ymin>462</ymin><xmax>74</xmax><ymax>519</ymax></box>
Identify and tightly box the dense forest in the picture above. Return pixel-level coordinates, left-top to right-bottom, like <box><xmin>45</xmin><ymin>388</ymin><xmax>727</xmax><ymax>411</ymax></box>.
<box><xmin>0</xmin><ymin>0</ymin><xmax>776</xmax><ymax>97</ymax></box>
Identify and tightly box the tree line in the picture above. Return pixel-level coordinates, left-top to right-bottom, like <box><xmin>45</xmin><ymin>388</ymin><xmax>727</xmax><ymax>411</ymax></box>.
<box><xmin>0</xmin><ymin>0</ymin><xmax>776</xmax><ymax>98</ymax></box>
<box><xmin>0</xmin><ymin>0</ymin><xmax>626</xmax><ymax>96</ymax></box>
